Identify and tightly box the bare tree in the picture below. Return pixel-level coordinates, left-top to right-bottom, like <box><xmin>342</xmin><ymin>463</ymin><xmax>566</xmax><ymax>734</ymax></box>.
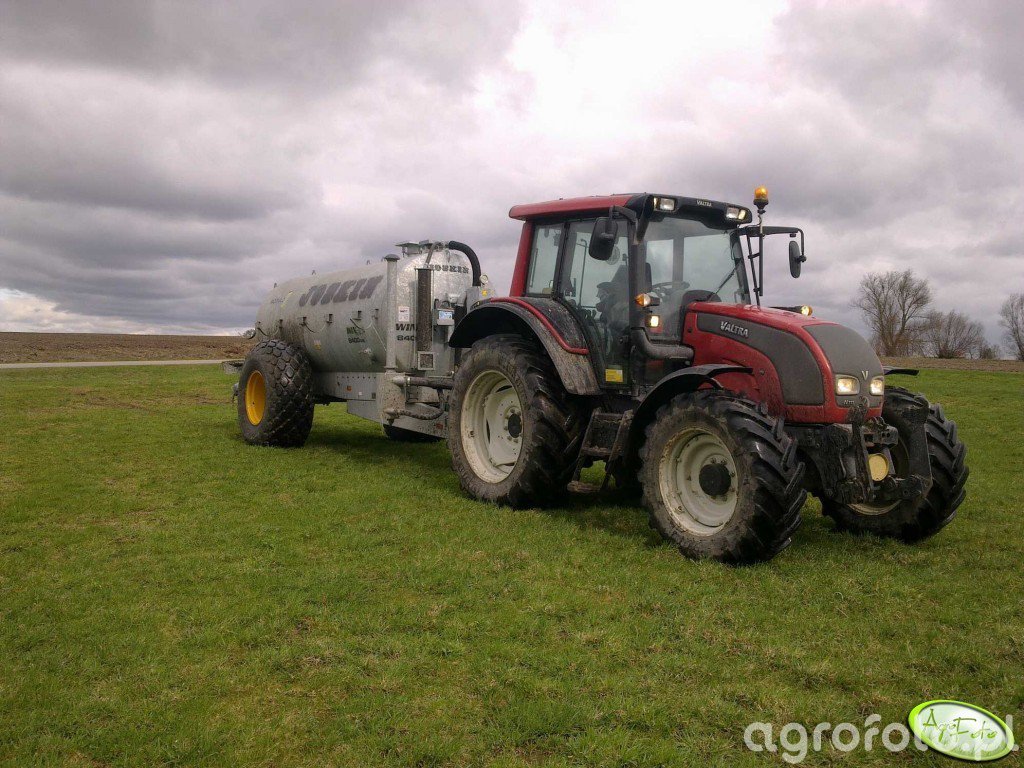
<box><xmin>977</xmin><ymin>341</ymin><xmax>1000</xmax><ymax>360</ymax></box>
<box><xmin>922</xmin><ymin>310</ymin><xmax>985</xmax><ymax>359</ymax></box>
<box><xmin>853</xmin><ymin>270</ymin><xmax>932</xmax><ymax>356</ymax></box>
<box><xmin>1000</xmin><ymin>293</ymin><xmax>1024</xmax><ymax>361</ymax></box>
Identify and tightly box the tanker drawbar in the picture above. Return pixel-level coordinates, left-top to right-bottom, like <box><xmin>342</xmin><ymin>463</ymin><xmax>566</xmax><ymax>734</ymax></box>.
<box><xmin>247</xmin><ymin>240</ymin><xmax>487</xmax><ymax>440</ymax></box>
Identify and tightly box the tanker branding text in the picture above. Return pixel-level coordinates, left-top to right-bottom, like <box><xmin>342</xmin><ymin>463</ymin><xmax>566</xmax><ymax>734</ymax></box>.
<box><xmin>298</xmin><ymin>275</ymin><xmax>384</xmax><ymax>307</ymax></box>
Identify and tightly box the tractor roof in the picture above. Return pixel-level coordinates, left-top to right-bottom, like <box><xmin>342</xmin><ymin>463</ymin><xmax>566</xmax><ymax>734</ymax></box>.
<box><xmin>508</xmin><ymin>194</ymin><xmax>752</xmax><ymax>224</ymax></box>
<box><xmin>508</xmin><ymin>195</ymin><xmax>635</xmax><ymax>221</ymax></box>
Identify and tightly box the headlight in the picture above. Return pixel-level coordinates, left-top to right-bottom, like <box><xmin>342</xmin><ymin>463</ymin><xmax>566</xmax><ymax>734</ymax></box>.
<box><xmin>869</xmin><ymin>376</ymin><xmax>884</xmax><ymax>396</ymax></box>
<box><xmin>835</xmin><ymin>375</ymin><xmax>860</xmax><ymax>395</ymax></box>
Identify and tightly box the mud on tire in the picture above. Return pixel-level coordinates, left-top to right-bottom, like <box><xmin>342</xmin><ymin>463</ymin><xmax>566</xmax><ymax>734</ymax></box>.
<box><xmin>447</xmin><ymin>334</ymin><xmax>585</xmax><ymax>507</ymax></box>
<box><xmin>639</xmin><ymin>390</ymin><xmax>807</xmax><ymax>564</ymax></box>
<box><xmin>822</xmin><ymin>386</ymin><xmax>968</xmax><ymax>541</ymax></box>
<box><xmin>237</xmin><ymin>339</ymin><xmax>315</xmax><ymax>447</ymax></box>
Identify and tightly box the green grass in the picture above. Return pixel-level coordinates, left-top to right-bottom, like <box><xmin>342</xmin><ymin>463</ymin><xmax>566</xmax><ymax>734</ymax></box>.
<box><xmin>1</xmin><ymin>366</ymin><xmax>1021</xmax><ymax>767</ymax></box>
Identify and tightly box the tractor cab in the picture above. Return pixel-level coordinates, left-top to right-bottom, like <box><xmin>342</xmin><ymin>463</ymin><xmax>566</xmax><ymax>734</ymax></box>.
<box><xmin>506</xmin><ymin>192</ymin><xmax>800</xmax><ymax>388</ymax></box>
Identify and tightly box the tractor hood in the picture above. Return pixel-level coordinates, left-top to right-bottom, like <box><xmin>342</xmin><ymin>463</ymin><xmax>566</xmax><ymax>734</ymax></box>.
<box><xmin>685</xmin><ymin>302</ymin><xmax>884</xmax><ymax>420</ymax></box>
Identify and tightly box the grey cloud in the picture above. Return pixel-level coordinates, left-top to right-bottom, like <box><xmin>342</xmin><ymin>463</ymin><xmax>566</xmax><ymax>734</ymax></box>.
<box><xmin>0</xmin><ymin>0</ymin><xmax>526</xmax><ymax>330</ymax></box>
<box><xmin>0</xmin><ymin>1</ymin><xmax>520</xmax><ymax>92</ymax></box>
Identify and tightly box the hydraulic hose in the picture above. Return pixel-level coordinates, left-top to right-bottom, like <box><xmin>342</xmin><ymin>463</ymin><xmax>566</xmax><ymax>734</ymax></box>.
<box><xmin>445</xmin><ymin>241</ymin><xmax>482</xmax><ymax>287</ymax></box>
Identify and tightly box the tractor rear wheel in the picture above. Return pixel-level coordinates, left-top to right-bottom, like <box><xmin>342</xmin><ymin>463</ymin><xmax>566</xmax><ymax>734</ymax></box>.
<box><xmin>822</xmin><ymin>386</ymin><xmax>968</xmax><ymax>541</ymax></box>
<box><xmin>237</xmin><ymin>339</ymin><xmax>315</xmax><ymax>447</ymax></box>
<box><xmin>639</xmin><ymin>390</ymin><xmax>806</xmax><ymax>564</ymax></box>
<box><xmin>447</xmin><ymin>334</ymin><xmax>584</xmax><ymax>507</ymax></box>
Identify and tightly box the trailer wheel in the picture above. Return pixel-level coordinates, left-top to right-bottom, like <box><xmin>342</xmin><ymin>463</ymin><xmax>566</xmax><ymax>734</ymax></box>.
<box><xmin>639</xmin><ymin>390</ymin><xmax>806</xmax><ymax>564</ymax></box>
<box><xmin>237</xmin><ymin>339</ymin><xmax>315</xmax><ymax>447</ymax></box>
<box><xmin>448</xmin><ymin>334</ymin><xmax>584</xmax><ymax>507</ymax></box>
<box><xmin>383</xmin><ymin>424</ymin><xmax>442</xmax><ymax>443</ymax></box>
<box><xmin>822</xmin><ymin>387</ymin><xmax>968</xmax><ymax>541</ymax></box>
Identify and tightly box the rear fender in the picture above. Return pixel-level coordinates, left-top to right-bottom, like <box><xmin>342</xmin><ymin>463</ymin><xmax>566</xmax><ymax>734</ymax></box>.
<box><xmin>449</xmin><ymin>302</ymin><xmax>601</xmax><ymax>395</ymax></box>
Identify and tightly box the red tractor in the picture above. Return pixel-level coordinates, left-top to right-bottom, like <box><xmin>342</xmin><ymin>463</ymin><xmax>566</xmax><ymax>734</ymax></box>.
<box><xmin>444</xmin><ymin>189</ymin><xmax>968</xmax><ymax>562</ymax></box>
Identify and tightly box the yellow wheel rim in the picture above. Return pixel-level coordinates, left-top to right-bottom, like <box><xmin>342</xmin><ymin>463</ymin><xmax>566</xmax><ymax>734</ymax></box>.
<box><xmin>245</xmin><ymin>370</ymin><xmax>266</xmax><ymax>425</ymax></box>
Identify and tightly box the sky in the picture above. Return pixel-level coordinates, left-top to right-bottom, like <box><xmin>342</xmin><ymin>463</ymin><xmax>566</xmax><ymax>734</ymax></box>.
<box><xmin>1</xmin><ymin>0</ymin><xmax>1022</xmax><ymax>343</ymax></box>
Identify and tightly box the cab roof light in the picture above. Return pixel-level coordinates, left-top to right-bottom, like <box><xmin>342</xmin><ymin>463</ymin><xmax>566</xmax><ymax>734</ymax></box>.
<box><xmin>725</xmin><ymin>207</ymin><xmax>748</xmax><ymax>221</ymax></box>
<box><xmin>653</xmin><ymin>196</ymin><xmax>677</xmax><ymax>212</ymax></box>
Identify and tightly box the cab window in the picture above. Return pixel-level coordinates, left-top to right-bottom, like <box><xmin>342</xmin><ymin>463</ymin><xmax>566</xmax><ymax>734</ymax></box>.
<box><xmin>525</xmin><ymin>225</ymin><xmax>561</xmax><ymax>295</ymax></box>
<box><xmin>560</xmin><ymin>220</ymin><xmax>630</xmax><ymax>311</ymax></box>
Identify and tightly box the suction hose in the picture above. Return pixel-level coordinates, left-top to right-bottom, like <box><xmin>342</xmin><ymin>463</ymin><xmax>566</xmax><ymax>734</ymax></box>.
<box><xmin>445</xmin><ymin>241</ymin><xmax>482</xmax><ymax>287</ymax></box>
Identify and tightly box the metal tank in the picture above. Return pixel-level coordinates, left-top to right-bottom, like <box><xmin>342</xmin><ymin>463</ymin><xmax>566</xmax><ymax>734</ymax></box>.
<box><xmin>251</xmin><ymin>241</ymin><xmax>486</xmax><ymax>438</ymax></box>
<box><xmin>255</xmin><ymin>242</ymin><xmax>477</xmax><ymax>375</ymax></box>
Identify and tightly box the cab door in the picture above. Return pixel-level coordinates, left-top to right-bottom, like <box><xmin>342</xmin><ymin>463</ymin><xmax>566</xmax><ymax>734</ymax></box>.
<box><xmin>558</xmin><ymin>219</ymin><xmax>633</xmax><ymax>386</ymax></box>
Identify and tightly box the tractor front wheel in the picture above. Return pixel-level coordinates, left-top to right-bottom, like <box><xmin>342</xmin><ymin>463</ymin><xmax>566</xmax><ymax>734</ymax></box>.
<box><xmin>639</xmin><ymin>391</ymin><xmax>806</xmax><ymax>564</ymax></box>
<box><xmin>822</xmin><ymin>387</ymin><xmax>968</xmax><ymax>541</ymax></box>
<box><xmin>237</xmin><ymin>339</ymin><xmax>315</xmax><ymax>447</ymax></box>
<box><xmin>447</xmin><ymin>335</ymin><xmax>584</xmax><ymax>507</ymax></box>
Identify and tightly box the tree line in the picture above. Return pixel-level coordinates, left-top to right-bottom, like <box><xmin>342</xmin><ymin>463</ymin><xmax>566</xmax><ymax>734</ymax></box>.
<box><xmin>853</xmin><ymin>270</ymin><xmax>1024</xmax><ymax>361</ymax></box>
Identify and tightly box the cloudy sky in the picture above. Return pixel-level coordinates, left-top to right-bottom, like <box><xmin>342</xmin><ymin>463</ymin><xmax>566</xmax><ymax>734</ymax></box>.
<box><xmin>1</xmin><ymin>0</ymin><xmax>1021</xmax><ymax>342</ymax></box>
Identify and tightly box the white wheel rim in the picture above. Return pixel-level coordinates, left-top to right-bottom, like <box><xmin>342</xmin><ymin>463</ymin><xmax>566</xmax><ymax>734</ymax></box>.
<box><xmin>460</xmin><ymin>370</ymin><xmax>523</xmax><ymax>483</ymax></box>
<box><xmin>659</xmin><ymin>427</ymin><xmax>739</xmax><ymax>536</ymax></box>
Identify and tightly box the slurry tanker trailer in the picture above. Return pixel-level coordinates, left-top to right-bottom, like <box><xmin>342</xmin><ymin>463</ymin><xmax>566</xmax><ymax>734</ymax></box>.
<box><xmin>233</xmin><ymin>188</ymin><xmax>968</xmax><ymax>563</ymax></box>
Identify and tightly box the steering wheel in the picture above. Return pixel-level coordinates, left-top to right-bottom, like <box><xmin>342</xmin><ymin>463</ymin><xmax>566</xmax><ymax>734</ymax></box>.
<box><xmin>647</xmin><ymin>280</ymin><xmax>690</xmax><ymax>299</ymax></box>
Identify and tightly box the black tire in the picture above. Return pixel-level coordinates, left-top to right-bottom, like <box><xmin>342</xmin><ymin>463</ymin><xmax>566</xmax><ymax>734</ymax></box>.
<box><xmin>237</xmin><ymin>339</ymin><xmax>315</xmax><ymax>447</ymax></box>
<box><xmin>383</xmin><ymin>424</ymin><xmax>442</xmax><ymax>443</ymax></box>
<box><xmin>639</xmin><ymin>390</ymin><xmax>806</xmax><ymax>564</ymax></box>
<box><xmin>822</xmin><ymin>386</ymin><xmax>968</xmax><ymax>541</ymax></box>
<box><xmin>447</xmin><ymin>334</ymin><xmax>585</xmax><ymax>507</ymax></box>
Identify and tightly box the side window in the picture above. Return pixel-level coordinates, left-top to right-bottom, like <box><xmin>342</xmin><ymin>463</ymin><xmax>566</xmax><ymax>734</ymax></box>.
<box><xmin>525</xmin><ymin>225</ymin><xmax>561</xmax><ymax>295</ymax></box>
<box><xmin>561</xmin><ymin>220</ymin><xmax>630</xmax><ymax>310</ymax></box>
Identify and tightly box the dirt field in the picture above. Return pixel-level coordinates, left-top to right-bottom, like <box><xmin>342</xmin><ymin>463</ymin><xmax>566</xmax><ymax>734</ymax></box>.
<box><xmin>0</xmin><ymin>332</ymin><xmax>254</xmax><ymax>364</ymax></box>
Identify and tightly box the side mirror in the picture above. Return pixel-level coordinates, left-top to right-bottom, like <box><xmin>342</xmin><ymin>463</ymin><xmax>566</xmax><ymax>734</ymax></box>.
<box><xmin>788</xmin><ymin>239</ymin><xmax>806</xmax><ymax>278</ymax></box>
<box><xmin>589</xmin><ymin>217</ymin><xmax>618</xmax><ymax>261</ymax></box>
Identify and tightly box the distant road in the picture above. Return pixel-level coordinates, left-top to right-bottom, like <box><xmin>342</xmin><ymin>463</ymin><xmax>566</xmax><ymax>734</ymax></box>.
<box><xmin>0</xmin><ymin>359</ymin><xmax>227</xmax><ymax>370</ymax></box>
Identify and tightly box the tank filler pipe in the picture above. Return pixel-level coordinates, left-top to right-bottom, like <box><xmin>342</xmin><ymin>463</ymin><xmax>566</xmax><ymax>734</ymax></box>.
<box><xmin>445</xmin><ymin>241</ymin><xmax>482</xmax><ymax>287</ymax></box>
<box><xmin>383</xmin><ymin>254</ymin><xmax>400</xmax><ymax>371</ymax></box>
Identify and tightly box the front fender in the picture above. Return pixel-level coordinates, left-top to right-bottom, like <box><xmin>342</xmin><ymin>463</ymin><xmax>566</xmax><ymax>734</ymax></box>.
<box><xmin>628</xmin><ymin>364</ymin><xmax>753</xmax><ymax>445</ymax></box>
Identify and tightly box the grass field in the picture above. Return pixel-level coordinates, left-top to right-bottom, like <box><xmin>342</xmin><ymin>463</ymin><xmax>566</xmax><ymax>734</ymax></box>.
<box><xmin>1</xmin><ymin>365</ymin><xmax>1021</xmax><ymax>766</ymax></box>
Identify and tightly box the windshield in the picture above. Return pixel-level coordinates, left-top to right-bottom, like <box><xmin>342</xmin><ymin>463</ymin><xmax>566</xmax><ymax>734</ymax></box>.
<box><xmin>640</xmin><ymin>215</ymin><xmax>749</xmax><ymax>336</ymax></box>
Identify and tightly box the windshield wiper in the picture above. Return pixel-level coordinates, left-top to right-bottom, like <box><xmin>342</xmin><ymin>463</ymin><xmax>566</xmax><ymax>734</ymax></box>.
<box><xmin>712</xmin><ymin>265</ymin><xmax>737</xmax><ymax>296</ymax></box>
